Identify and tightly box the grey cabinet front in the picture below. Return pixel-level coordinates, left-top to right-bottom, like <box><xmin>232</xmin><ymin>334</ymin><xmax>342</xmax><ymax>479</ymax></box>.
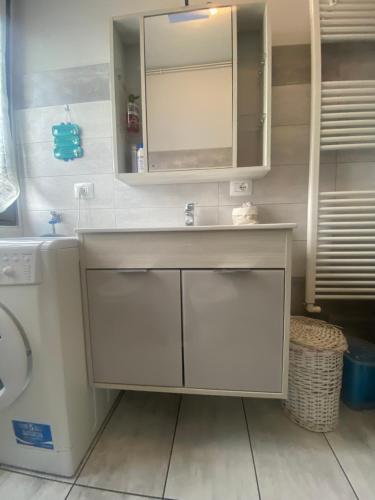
<box><xmin>87</xmin><ymin>270</ymin><xmax>182</xmax><ymax>387</ymax></box>
<box><xmin>182</xmin><ymin>270</ymin><xmax>285</xmax><ymax>393</ymax></box>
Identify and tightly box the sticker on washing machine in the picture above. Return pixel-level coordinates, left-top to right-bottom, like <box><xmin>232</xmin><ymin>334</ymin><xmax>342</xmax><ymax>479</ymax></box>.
<box><xmin>12</xmin><ymin>420</ymin><xmax>54</xmax><ymax>450</ymax></box>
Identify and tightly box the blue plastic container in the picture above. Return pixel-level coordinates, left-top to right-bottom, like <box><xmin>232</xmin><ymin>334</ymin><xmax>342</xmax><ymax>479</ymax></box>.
<box><xmin>342</xmin><ymin>336</ymin><xmax>375</xmax><ymax>410</ymax></box>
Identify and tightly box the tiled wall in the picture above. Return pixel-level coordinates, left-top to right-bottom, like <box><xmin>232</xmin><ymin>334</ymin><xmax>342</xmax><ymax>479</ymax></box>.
<box><xmin>15</xmin><ymin>45</ymin><xmax>314</xmax><ymax>311</ymax></box>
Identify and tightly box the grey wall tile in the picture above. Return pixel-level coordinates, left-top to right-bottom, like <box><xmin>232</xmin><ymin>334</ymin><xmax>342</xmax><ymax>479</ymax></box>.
<box><xmin>15</xmin><ymin>64</ymin><xmax>110</xmax><ymax>110</ymax></box>
<box><xmin>114</xmin><ymin>180</ymin><xmax>219</xmax><ymax>209</ymax></box>
<box><xmin>253</xmin><ymin>165</ymin><xmax>309</xmax><ymax>204</ymax></box>
<box><xmin>292</xmin><ymin>240</ymin><xmax>307</xmax><ymax>278</ymax></box>
<box><xmin>22</xmin><ymin>174</ymin><xmax>114</xmax><ymax>211</ymax></box>
<box><xmin>322</xmin><ymin>42</ymin><xmax>375</xmax><ymax>81</ymax></box>
<box><xmin>20</xmin><ymin>138</ymin><xmax>113</xmax><ymax>178</ymax></box>
<box><xmin>319</xmin><ymin>163</ymin><xmax>337</xmax><ymax>192</ymax></box>
<box><xmin>337</xmin><ymin>149</ymin><xmax>375</xmax><ymax>164</ymax></box>
<box><xmin>273</xmin><ymin>45</ymin><xmax>311</xmax><ymax>86</ymax></box>
<box><xmin>257</xmin><ymin>203</ymin><xmax>307</xmax><ymax>240</ymax></box>
<box><xmin>16</xmin><ymin>100</ymin><xmax>112</xmax><ymax>144</ymax></box>
<box><xmin>272</xmin><ymin>84</ymin><xmax>311</xmax><ymax>127</ymax></box>
<box><xmin>321</xmin><ymin>150</ymin><xmax>338</xmax><ymax>165</ymax></box>
<box><xmin>336</xmin><ymin>163</ymin><xmax>375</xmax><ymax>191</ymax></box>
<box><xmin>271</xmin><ymin>125</ymin><xmax>310</xmax><ymax>165</ymax></box>
<box><xmin>291</xmin><ymin>277</ymin><xmax>306</xmax><ymax>314</ymax></box>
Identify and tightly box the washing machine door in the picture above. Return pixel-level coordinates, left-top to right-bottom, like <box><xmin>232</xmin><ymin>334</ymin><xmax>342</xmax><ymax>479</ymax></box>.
<box><xmin>0</xmin><ymin>305</ymin><xmax>31</xmax><ymax>411</ymax></box>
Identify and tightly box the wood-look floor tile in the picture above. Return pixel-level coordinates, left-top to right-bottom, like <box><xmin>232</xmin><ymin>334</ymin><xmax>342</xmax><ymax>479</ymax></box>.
<box><xmin>244</xmin><ymin>399</ymin><xmax>357</xmax><ymax>500</ymax></box>
<box><xmin>325</xmin><ymin>405</ymin><xmax>375</xmax><ymax>500</ymax></box>
<box><xmin>165</xmin><ymin>395</ymin><xmax>259</xmax><ymax>500</ymax></box>
<box><xmin>0</xmin><ymin>470</ymin><xmax>70</xmax><ymax>500</ymax></box>
<box><xmin>77</xmin><ymin>391</ymin><xmax>180</xmax><ymax>497</ymax></box>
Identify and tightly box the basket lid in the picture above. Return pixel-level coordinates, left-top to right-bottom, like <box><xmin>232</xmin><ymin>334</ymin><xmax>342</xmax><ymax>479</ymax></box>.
<box><xmin>290</xmin><ymin>316</ymin><xmax>348</xmax><ymax>352</ymax></box>
<box><xmin>345</xmin><ymin>335</ymin><xmax>375</xmax><ymax>363</ymax></box>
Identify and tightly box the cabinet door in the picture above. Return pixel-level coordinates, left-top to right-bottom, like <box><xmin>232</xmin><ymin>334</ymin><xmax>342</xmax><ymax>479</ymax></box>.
<box><xmin>87</xmin><ymin>270</ymin><xmax>182</xmax><ymax>387</ymax></box>
<box><xmin>182</xmin><ymin>269</ymin><xmax>284</xmax><ymax>393</ymax></box>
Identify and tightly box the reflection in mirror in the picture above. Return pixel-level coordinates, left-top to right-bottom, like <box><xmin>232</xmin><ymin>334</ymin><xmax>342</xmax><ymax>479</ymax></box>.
<box><xmin>113</xmin><ymin>17</ymin><xmax>142</xmax><ymax>174</ymax></box>
<box><xmin>236</xmin><ymin>4</ymin><xmax>264</xmax><ymax>167</ymax></box>
<box><xmin>144</xmin><ymin>8</ymin><xmax>233</xmax><ymax>171</ymax></box>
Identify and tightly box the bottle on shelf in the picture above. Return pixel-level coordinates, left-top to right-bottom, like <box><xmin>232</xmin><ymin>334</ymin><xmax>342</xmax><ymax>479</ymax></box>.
<box><xmin>136</xmin><ymin>143</ymin><xmax>145</xmax><ymax>173</ymax></box>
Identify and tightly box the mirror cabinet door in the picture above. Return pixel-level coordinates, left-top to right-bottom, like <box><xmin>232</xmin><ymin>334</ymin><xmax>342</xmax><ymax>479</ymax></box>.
<box><xmin>112</xmin><ymin>3</ymin><xmax>268</xmax><ymax>176</ymax></box>
<box><xmin>144</xmin><ymin>7</ymin><xmax>233</xmax><ymax>172</ymax></box>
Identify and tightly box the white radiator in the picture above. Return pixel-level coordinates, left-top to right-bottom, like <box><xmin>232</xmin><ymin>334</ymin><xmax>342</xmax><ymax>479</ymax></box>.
<box><xmin>320</xmin><ymin>0</ymin><xmax>375</xmax><ymax>42</ymax></box>
<box><xmin>316</xmin><ymin>191</ymin><xmax>375</xmax><ymax>299</ymax></box>
<box><xmin>321</xmin><ymin>81</ymin><xmax>375</xmax><ymax>150</ymax></box>
<box><xmin>306</xmin><ymin>0</ymin><xmax>375</xmax><ymax>312</ymax></box>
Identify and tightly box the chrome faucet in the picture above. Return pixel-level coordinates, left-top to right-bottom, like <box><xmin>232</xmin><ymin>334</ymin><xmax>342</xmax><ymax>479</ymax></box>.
<box><xmin>184</xmin><ymin>202</ymin><xmax>195</xmax><ymax>226</ymax></box>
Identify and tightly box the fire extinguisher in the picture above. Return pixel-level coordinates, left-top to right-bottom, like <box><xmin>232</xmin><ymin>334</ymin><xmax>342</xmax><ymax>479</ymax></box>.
<box><xmin>127</xmin><ymin>94</ymin><xmax>140</xmax><ymax>133</ymax></box>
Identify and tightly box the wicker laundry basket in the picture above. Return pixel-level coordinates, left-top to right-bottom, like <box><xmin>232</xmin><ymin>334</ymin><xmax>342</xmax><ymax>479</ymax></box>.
<box><xmin>283</xmin><ymin>316</ymin><xmax>348</xmax><ymax>432</ymax></box>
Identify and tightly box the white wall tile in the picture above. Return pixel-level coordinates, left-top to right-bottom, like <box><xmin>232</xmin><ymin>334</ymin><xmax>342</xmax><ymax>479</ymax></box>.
<box><xmin>16</xmin><ymin>100</ymin><xmax>112</xmax><ymax>144</ymax></box>
<box><xmin>23</xmin><ymin>209</ymin><xmax>115</xmax><ymax>236</ymax></box>
<box><xmin>20</xmin><ymin>138</ymin><xmax>113</xmax><ymax>177</ymax></box>
<box><xmin>114</xmin><ymin>206</ymin><xmax>218</xmax><ymax>228</ymax></box>
<box><xmin>23</xmin><ymin>174</ymin><xmax>114</xmax><ymax>211</ymax></box>
<box><xmin>115</xmin><ymin>208</ymin><xmax>184</xmax><ymax>228</ymax></box>
<box><xmin>218</xmin><ymin>204</ymin><xmax>307</xmax><ymax>240</ymax></box>
<box><xmin>114</xmin><ymin>180</ymin><xmax>219</xmax><ymax>209</ymax></box>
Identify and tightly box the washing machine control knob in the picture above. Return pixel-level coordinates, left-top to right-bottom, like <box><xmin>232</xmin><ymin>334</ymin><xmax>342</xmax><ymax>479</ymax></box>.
<box><xmin>2</xmin><ymin>265</ymin><xmax>14</xmax><ymax>276</ymax></box>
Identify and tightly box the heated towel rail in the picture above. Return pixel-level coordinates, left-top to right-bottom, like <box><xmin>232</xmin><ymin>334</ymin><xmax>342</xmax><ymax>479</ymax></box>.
<box><xmin>306</xmin><ymin>0</ymin><xmax>375</xmax><ymax>312</ymax></box>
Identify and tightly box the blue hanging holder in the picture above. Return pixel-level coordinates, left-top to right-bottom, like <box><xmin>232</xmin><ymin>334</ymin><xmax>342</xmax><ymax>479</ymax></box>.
<box><xmin>52</xmin><ymin>105</ymin><xmax>83</xmax><ymax>161</ymax></box>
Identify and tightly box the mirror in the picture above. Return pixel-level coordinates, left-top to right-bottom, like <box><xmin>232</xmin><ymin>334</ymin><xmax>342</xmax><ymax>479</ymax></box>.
<box><xmin>112</xmin><ymin>2</ymin><xmax>269</xmax><ymax>180</ymax></box>
<box><xmin>144</xmin><ymin>8</ymin><xmax>233</xmax><ymax>171</ymax></box>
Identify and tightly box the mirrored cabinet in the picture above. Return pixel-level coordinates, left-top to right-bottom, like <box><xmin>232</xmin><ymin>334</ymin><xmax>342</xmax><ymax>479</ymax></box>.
<box><xmin>110</xmin><ymin>1</ymin><xmax>271</xmax><ymax>184</ymax></box>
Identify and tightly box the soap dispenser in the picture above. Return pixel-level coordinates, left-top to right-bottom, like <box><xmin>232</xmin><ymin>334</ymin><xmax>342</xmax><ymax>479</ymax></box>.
<box><xmin>41</xmin><ymin>210</ymin><xmax>64</xmax><ymax>237</ymax></box>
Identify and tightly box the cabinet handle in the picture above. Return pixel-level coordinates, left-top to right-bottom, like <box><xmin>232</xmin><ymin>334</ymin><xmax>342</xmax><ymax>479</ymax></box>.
<box><xmin>116</xmin><ymin>269</ymin><xmax>149</xmax><ymax>273</ymax></box>
<box><xmin>214</xmin><ymin>269</ymin><xmax>253</xmax><ymax>274</ymax></box>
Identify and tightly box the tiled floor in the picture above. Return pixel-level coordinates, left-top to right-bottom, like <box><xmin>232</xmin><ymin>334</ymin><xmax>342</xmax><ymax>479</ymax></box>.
<box><xmin>1</xmin><ymin>391</ymin><xmax>375</xmax><ymax>500</ymax></box>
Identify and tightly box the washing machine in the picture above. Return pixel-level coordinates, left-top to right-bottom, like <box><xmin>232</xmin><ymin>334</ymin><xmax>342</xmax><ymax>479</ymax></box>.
<box><xmin>0</xmin><ymin>237</ymin><xmax>117</xmax><ymax>477</ymax></box>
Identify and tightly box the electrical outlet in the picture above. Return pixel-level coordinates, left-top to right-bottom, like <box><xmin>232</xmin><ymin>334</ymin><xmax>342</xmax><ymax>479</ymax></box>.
<box><xmin>74</xmin><ymin>182</ymin><xmax>94</xmax><ymax>200</ymax></box>
<box><xmin>230</xmin><ymin>180</ymin><xmax>252</xmax><ymax>197</ymax></box>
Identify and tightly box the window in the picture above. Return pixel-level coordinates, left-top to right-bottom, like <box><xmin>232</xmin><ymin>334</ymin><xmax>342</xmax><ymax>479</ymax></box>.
<box><xmin>0</xmin><ymin>199</ymin><xmax>17</xmax><ymax>226</ymax></box>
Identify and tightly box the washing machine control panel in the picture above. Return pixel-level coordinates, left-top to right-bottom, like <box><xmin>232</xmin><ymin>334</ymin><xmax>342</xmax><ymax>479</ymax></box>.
<box><xmin>0</xmin><ymin>243</ymin><xmax>42</xmax><ymax>285</ymax></box>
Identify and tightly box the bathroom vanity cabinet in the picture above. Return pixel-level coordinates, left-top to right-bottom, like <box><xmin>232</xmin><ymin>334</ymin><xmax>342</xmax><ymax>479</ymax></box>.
<box><xmin>79</xmin><ymin>225</ymin><xmax>294</xmax><ymax>399</ymax></box>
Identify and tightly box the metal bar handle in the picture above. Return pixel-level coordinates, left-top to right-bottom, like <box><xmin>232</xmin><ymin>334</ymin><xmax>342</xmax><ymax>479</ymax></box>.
<box><xmin>214</xmin><ymin>269</ymin><xmax>253</xmax><ymax>274</ymax></box>
<box><xmin>117</xmin><ymin>269</ymin><xmax>149</xmax><ymax>273</ymax></box>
